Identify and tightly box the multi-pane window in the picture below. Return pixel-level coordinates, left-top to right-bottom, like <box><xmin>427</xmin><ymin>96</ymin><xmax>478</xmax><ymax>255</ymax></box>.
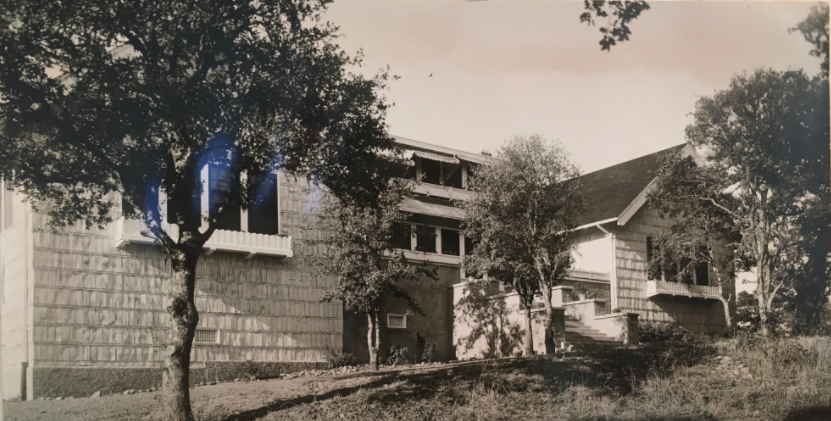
<box><xmin>194</xmin><ymin>329</ymin><xmax>218</xmax><ymax>343</ymax></box>
<box><xmin>419</xmin><ymin>158</ymin><xmax>463</xmax><ymax>189</ymax></box>
<box><xmin>209</xmin><ymin>165</ymin><xmax>240</xmax><ymax>231</ymax></box>
<box><xmin>441</xmin><ymin>229</ymin><xmax>460</xmax><ymax>256</ymax></box>
<box><xmin>646</xmin><ymin>236</ymin><xmax>709</xmax><ymax>285</ymax></box>
<box><xmin>247</xmin><ymin>172</ymin><xmax>279</xmax><ymax>235</ymax></box>
<box><xmin>464</xmin><ymin>235</ymin><xmax>477</xmax><ymax>256</ymax></box>
<box><xmin>387</xmin><ymin>314</ymin><xmax>407</xmax><ymax>329</ymax></box>
<box><xmin>414</xmin><ymin>225</ymin><xmax>437</xmax><ymax>253</ymax></box>
<box><xmin>391</xmin><ymin>222</ymin><xmax>413</xmax><ymax>250</ymax></box>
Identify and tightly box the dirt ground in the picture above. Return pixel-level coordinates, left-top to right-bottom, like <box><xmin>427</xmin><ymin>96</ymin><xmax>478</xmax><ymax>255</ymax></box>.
<box><xmin>4</xmin><ymin>339</ymin><xmax>830</xmax><ymax>421</ymax></box>
<box><xmin>2</xmin><ymin>361</ymin><xmax>471</xmax><ymax>421</ymax></box>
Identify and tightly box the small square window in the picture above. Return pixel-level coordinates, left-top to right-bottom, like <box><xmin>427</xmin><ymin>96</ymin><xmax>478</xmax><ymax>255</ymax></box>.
<box><xmin>387</xmin><ymin>314</ymin><xmax>407</xmax><ymax>329</ymax></box>
<box><xmin>194</xmin><ymin>329</ymin><xmax>219</xmax><ymax>344</ymax></box>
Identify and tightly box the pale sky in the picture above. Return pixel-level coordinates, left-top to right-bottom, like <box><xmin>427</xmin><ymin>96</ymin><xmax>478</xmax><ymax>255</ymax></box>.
<box><xmin>326</xmin><ymin>1</ymin><xmax>822</xmax><ymax>175</ymax></box>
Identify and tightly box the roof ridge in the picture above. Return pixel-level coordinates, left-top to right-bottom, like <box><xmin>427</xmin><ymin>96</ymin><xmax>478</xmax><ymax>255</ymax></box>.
<box><xmin>579</xmin><ymin>143</ymin><xmax>686</xmax><ymax>178</ymax></box>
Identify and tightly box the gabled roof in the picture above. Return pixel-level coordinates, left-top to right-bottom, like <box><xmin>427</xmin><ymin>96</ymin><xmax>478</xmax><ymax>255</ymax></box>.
<box><xmin>575</xmin><ymin>144</ymin><xmax>689</xmax><ymax>227</ymax></box>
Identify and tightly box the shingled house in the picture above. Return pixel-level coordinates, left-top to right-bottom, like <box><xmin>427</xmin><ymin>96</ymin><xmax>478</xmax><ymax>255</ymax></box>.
<box><xmin>0</xmin><ymin>138</ymin><xmax>735</xmax><ymax>399</ymax></box>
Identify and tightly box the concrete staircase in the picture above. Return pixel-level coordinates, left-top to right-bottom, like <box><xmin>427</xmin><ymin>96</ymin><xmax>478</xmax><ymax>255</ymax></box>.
<box><xmin>563</xmin><ymin>315</ymin><xmax>622</xmax><ymax>349</ymax></box>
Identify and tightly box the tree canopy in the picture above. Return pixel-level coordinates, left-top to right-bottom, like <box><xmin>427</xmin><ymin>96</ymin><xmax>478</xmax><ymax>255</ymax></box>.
<box><xmin>303</xmin><ymin>178</ymin><xmax>436</xmax><ymax>368</ymax></box>
<box><xmin>650</xmin><ymin>68</ymin><xmax>828</xmax><ymax>336</ymax></box>
<box><xmin>461</xmin><ymin>135</ymin><xmax>584</xmax><ymax>354</ymax></box>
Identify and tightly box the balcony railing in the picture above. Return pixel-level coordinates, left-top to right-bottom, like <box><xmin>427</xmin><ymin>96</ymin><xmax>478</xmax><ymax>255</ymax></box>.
<box><xmin>114</xmin><ymin>217</ymin><xmax>293</xmax><ymax>258</ymax></box>
<box><xmin>646</xmin><ymin>280</ymin><xmax>722</xmax><ymax>300</ymax></box>
<box><xmin>411</xmin><ymin>182</ymin><xmax>472</xmax><ymax>201</ymax></box>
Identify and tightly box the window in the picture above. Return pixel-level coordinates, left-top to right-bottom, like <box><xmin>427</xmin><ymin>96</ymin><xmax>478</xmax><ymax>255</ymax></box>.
<box><xmin>2</xmin><ymin>180</ymin><xmax>12</xmax><ymax>230</ymax></box>
<box><xmin>441</xmin><ymin>229</ymin><xmax>460</xmax><ymax>256</ymax></box>
<box><xmin>420</xmin><ymin>158</ymin><xmax>463</xmax><ymax>188</ymax></box>
<box><xmin>391</xmin><ymin>222</ymin><xmax>412</xmax><ymax>250</ymax></box>
<box><xmin>647</xmin><ymin>236</ymin><xmax>709</xmax><ymax>285</ymax></box>
<box><xmin>209</xmin><ymin>165</ymin><xmax>240</xmax><ymax>231</ymax></box>
<box><xmin>387</xmin><ymin>314</ymin><xmax>407</xmax><ymax>329</ymax></box>
<box><xmin>414</xmin><ymin>225</ymin><xmax>436</xmax><ymax>253</ymax></box>
<box><xmin>247</xmin><ymin>172</ymin><xmax>279</xmax><ymax>235</ymax></box>
<box><xmin>194</xmin><ymin>329</ymin><xmax>218</xmax><ymax>343</ymax></box>
<box><xmin>464</xmin><ymin>235</ymin><xmax>477</xmax><ymax>256</ymax></box>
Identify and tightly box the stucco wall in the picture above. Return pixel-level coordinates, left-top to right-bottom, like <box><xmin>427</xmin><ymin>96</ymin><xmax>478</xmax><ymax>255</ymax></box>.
<box><xmin>1</xmin><ymin>190</ymin><xmax>33</xmax><ymax>400</ymax></box>
<box><xmin>612</xmin><ymin>206</ymin><xmax>736</xmax><ymax>334</ymax></box>
<box><xmin>343</xmin><ymin>264</ymin><xmax>461</xmax><ymax>365</ymax></box>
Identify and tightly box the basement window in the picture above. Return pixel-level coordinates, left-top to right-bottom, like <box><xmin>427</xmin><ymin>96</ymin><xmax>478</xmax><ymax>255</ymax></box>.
<box><xmin>387</xmin><ymin>314</ymin><xmax>407</xmax><ymax>329</ymax></box>
<box><xmin>194</xmin><ymin>329</ymin><xmax>219</xmax><ymax>344</ymax></box>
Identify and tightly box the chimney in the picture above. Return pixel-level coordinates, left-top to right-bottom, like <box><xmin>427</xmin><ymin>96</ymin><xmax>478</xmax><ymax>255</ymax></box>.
<box><xmin>480</xmin><ymin>150</ymin><xmax>492</xmax><ymax>157</ymax></box>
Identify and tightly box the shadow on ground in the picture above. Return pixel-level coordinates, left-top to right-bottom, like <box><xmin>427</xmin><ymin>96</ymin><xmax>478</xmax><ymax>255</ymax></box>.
<box><xmin>220</xmin><ymin>342</ymin><xmax>715</xmax><ymax>421</ymax></box>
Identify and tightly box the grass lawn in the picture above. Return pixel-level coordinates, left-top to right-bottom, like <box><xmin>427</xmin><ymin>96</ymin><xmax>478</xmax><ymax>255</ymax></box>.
<box><xmin>4</xmin><ymin>337</ymin><xmax>830</xmax><ymax>421</ymax></box>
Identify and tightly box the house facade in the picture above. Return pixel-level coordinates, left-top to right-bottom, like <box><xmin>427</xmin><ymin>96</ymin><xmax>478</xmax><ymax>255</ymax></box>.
<box><xmin>0</xmin><ymin>138</ymin><xmax>735</xmax><ymax>399</ymax></box>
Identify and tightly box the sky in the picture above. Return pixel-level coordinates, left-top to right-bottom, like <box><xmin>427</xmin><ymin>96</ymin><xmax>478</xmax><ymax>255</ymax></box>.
<box><xmin>325</xmin><ymin>1</ymin><xmax>822</xmax><ymax>174</ymax></box>
<box><xmin>325</xmin><ymin>1</ymin><xmax>823</xmax><ymax>293</ymax></box>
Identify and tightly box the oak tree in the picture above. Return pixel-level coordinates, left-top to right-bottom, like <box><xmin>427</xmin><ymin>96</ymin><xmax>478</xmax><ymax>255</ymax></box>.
<box><xmin>0</xmin><ymin>1</ymin><xmax>396</xmax><ymax>419</ymax></box>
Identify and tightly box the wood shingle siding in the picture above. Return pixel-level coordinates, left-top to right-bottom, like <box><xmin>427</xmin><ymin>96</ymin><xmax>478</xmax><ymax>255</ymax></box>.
<box><xmin>28</xmin><ymin>172</ymin><xmax>341</xmax><ymax>371</ymax></box>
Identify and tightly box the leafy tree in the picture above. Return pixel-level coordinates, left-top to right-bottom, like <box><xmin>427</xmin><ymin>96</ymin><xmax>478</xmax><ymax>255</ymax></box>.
<box><xmin>461</xmin><ymin>135</ymin><xmax>584</xmax><ymax>354</ymax></box>
<box><xmin>650</xmin><ymin>69</ymin><xmax>827</xmax><ymax>337</ymax></box>
<box><xmin>789</xmin><ymin>2</ymin><xmax>829</xmax><ymax>78</ymax></box>
<box><xmin>647</xmin><ymin>154</ymin><xmax>745</xmax><ymax>334</ymax></box>
<box><xmin>0</xmin><ymin>1</ymin><xmax>396</xmax><ymax>419</ymax></box>
<box><xmin>787</xmin><ymin>3</ymin><xmax>831</xmax><ymax>335</ymax></box>
<box><xmin>303</xmin><ymin>178</ymin><xmax>436</xmax><ymax>370</ymax></box>
<box><xmin>580</xmin><ymin>0</ymin><xmax>651</xmax><ymax>51</ymax></box>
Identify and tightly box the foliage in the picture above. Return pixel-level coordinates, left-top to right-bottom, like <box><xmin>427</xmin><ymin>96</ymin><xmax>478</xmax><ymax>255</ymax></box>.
<box><xmin>386</xmin><ymin>345</ymin><xmax>410</xmax><ymax>367</ymax></box>
<box><xmin>323</xmin><ymin>347</ymin><xmax>357</xmax><ymax>370</ymax></box>
<box><xmin>420</xmin><ymin>341</ymin><xmax>437</xmax><ymax>364</ymax></box>
<box><xmin>0</xmin><ymin>1</ymin><xmax>398</xmax><ymax>418</ymax></box>
<box><xmin>305</xmin><ymin>178</ymin><xmax>435</xmax><ymax>316</ymax></box>
<box><xmin>638</xmin><ymin>321</ymin><xmax>699</xmax><ymax>344</ymax></box>
<box><xmin>580</xmin><ymin>0</ymin><xmax>651</xmax><ymax>51</ymax></box>
<box><xmin>648</xmin><ymin>69</ymin><xmax>828</xmax><ymax>336</ymax></box>
<box><xmin>304</xmin><ymin>178</ymin><xmax>436</xmax><ymax>369</ymax></box>
<box><xmin>789</xmin><ymin>3</ymin><xmax>829</xmax><ymax>78</ymax></box>
<box><xmin>460</xmin><ymin>135</ymin><xmax>585</xmax><ymax>353</ymax></box>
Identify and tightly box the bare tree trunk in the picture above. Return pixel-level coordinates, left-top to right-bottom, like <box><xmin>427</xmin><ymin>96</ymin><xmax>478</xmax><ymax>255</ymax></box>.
<box><xmin>540</xmin><ymin>286</ymin><xmax>557</xmax><ymax>354</ymax></box>
<box><xmin>162</xmin><ymin>253</ymin><xmax>200</xmax><ymax>421</ymax></box>
<box><xmin>721</xmin><ymin>296</ymin><xmax>733</xmax><ymax>336</ymax></box>
<box><xmin>368</xmin><ymin>311</ymin><xmax>380</xmax><ymax>370</ymax></box>
<box><xmin>755</xmin><ymin>260</ymin><xmax>771</xmax><ymax>336</ymax></box>
<box><xmin>523</xmin><ymin>305</ymin><xmax>534</xmax><ymax>356</ymax></box>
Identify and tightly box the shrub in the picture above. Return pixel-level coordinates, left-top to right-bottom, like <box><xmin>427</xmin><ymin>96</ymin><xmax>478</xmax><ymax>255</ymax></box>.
<box><xmin>639</xmin><ymin>320</ymin><xmax>698</xmax><ymax>343</ymax></box>
<box><xmin>421</xmin><ymin>341</ymin><xmax>437</xmax><ymax>363</ymax></box>
<box><xmin>387</xmin><ymin>345</ymin><xmax>410</xmax><ymax>366</ymax></box>
<box><xmin>323</xmin><ymin>346</ymin><xmax>356</xmax><ymax>369</ymax></box>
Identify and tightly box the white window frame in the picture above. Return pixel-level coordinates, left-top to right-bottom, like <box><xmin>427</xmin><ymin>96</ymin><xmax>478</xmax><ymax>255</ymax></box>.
<box><xmin>183</xmin><ymin>165</ymin><xmax>280</xmax><ymax>235</ymax></box>
<box><xmin>387</xmin><ymin>313</ymin><xmax>407</xmax><ymax>329</ymax></box>
<box><xmin>194</xmin><ymin>328</ymin><xmax>220</xmax><ymax>344</ymax></box>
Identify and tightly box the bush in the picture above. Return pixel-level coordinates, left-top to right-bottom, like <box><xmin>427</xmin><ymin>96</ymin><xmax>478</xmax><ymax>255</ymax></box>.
<box><xmin>387</xmin><ymin>345</ymin><xmax>410</xmax><ymax>367</ymax></box>
<box><xmin>421</xmin><ymin>341</ymin><xmax>437</xmax><ymax>363</ymax></box>
<box><xmin>323</xmin><ymin>346</ymin><xmax>356</xmax><ymax>369</ymax></box>
<box><xmin>639</xmin><ymin>321</ymin><xmax>698</xmax><ymax>343</ymax></box>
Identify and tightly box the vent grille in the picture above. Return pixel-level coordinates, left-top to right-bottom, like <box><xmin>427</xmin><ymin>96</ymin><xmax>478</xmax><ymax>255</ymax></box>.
<box><xmin>387</xmin><ymin>314</ymin><xmax>406</xmax><ymax>329</ymax></box>
<box><xmin>195</xmin><ymin>329</ymin><xmax>218</xmax><ymax>343</ymax></box>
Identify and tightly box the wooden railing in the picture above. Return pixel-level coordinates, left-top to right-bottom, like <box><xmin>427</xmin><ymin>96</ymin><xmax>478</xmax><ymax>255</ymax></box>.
<box><xmin>114</xmin><ymin>217</ymin><xmax>292</xmax><ymax>258</ymax></box>
<box><xmin>646</xmin><ymin>280</ymin><xmax>721</xmax><ymax>300</ymax></box>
